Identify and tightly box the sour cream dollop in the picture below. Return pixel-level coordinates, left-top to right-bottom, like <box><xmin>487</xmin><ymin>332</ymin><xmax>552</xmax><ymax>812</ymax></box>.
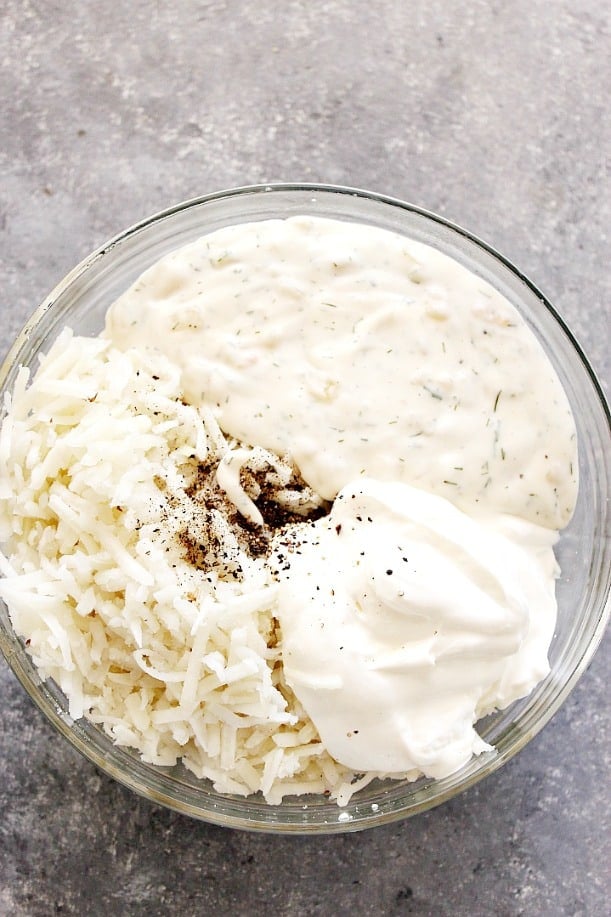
<box><xmin>274</xmin><ymin>479</ymin><xmax>559</xmax><ymax>778</ymax></box>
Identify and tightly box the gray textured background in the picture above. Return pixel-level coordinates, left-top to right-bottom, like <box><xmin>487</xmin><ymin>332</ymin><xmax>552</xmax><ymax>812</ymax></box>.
<box><xmin>1</xmin><ymin>1</ymin><xmax>609</xmax><ymax>915</ymax></box>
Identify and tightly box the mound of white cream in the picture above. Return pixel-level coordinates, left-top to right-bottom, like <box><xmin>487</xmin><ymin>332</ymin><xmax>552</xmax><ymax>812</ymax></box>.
<box><xmin>275</xmin><ymin>478</ymin><xmax>558</xmax><ymax>778</ymax></box>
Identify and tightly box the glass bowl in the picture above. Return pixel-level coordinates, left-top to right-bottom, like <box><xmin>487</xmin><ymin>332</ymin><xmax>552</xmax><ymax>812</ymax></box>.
<box><xmin>0</xmin><ymin>184</ymin><xmax>609</xmax><ymax>834</ymax></box>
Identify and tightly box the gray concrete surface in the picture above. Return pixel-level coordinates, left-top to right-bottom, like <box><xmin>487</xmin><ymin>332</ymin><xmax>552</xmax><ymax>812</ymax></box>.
<box><xmin>1</xmin><ymin>1</ymin><xmax>609</xmax><ymax>914</ymax></box>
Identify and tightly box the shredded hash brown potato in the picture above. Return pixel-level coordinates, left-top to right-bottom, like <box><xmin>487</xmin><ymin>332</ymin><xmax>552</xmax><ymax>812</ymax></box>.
<box><xmin>0</xmin><ymin>330</ymin><xmax>389</xmax><ymax>804</ymax></box>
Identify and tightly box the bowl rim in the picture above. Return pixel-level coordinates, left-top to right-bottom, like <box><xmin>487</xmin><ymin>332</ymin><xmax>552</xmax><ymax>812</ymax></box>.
<box><xmin>0</xmin><ymin>181</ymin><xmax>609</xmax><ymax>833</ymax></box>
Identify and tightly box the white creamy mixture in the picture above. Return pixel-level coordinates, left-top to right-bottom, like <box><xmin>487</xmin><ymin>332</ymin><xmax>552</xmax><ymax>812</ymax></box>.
<box><xmin>103</xmin><ymin>215</ymin><xmax>577</xmax><ymax>781</ymax></box>
<box><xmin>107</xmin><ymin>216</ymin><xmax>577</xmax><ymax>529</ymax></box>
<box><xmin>275</xmin><ymin>479</ymin><xmax>558</xmax><ymax>777</ymax></box>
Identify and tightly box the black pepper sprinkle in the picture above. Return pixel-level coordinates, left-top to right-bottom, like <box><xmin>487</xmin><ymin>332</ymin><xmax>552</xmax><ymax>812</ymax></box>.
<box><xmin>386</xmin><ymin>569</ymin><xmax>393</xmax><ymax>575</ymax></box>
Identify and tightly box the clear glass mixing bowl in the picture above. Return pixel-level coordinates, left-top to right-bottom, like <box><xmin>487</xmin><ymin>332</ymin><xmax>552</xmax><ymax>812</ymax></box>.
<box><xmin>0</xmin><ymin>184</ymin><xmax>609</xmax><ymax>833</ymax></box>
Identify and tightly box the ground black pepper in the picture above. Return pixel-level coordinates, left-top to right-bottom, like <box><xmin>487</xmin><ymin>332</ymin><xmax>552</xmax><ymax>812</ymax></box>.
<box><xmin>163</xmin><ymin>451</ymin><xmax>330</xmax><ymax>580</ymax></box>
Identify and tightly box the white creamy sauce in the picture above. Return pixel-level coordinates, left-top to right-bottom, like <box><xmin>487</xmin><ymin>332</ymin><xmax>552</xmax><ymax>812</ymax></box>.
<box><xmin>105</xmin><ymin>215</ymin><xmax>578</xmax><ymax>780</ymax></box>
<box><xmin>273</xmin><ymin>479</ymin><xmax>559</xmax><ymax>777</ymax></box>
<box><xmin>106</xmin><ymin>216</ymin><xmax>577</xmax><ymax>530</ymax></box>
